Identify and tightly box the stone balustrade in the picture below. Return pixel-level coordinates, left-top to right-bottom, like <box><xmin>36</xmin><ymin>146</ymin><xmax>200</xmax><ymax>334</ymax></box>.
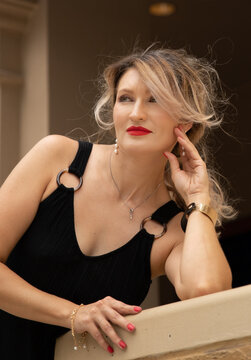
<box><xmin>55</xmin><ymin>285</ymin><xmax>251</xmax><ymax>360</ymax></box>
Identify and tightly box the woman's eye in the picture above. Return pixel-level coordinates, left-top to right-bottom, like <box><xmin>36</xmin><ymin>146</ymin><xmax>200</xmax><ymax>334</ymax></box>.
<box><xmin>149</xmin><ymin>96</ymin><xmax>156</xmax><ymax>103</ymax></box>
<box><xmin>117</xmin><ymin>95</ymin><xmax>156</xmax><ymax>103</ymax></box>
<box><xmin>118</xmin><ymin>95</ymin><xmax>132</xmax><ymax>102</ymax></box>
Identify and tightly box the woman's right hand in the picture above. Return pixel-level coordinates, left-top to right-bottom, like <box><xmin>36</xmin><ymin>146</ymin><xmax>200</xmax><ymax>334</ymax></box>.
<box><xmin>73</xmin><ymin>296</ymin><xmax>142</xmax><ymax>353</ymax></box>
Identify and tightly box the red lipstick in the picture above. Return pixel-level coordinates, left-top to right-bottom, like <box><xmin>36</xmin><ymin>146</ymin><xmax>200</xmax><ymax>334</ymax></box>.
<box><xmin>126</xmin><ymin>126</ymin><xmax>152</xmax><ymax>136</ymax></box>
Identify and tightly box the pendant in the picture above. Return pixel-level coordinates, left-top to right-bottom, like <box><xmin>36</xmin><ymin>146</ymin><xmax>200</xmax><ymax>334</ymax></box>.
<box><xmin>129</xmin><ymin>208</ymin><xmax>134</xmax><ymax>220</ymax></box>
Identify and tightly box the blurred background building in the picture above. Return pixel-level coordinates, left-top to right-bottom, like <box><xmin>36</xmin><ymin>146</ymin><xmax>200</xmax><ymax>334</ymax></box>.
<box><xmin>0</xmin><ymin>0</ymin><xmax>250</xmax><ymax>308</ymax></box>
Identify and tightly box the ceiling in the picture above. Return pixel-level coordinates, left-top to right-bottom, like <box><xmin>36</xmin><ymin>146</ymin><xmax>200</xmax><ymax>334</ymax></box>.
<box><xmin>144</xmin><ymin>0</ymin><xmax>250</xmax><ymax>89</ymax></box>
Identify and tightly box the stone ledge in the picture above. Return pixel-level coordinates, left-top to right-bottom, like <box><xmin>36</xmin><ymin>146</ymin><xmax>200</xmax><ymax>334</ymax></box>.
<box><xmin>142</xmin><ymin>336</ymin><xmax>251</xmax><ymax>359</ymax></box>
<box><xmin>55</xmin><ymin>285</ymin><xmax>251</xmax><ymax>360</ymax></box>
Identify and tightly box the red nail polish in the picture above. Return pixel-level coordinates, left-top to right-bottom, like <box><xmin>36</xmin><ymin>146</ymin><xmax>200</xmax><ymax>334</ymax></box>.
<box><xmin>107</xmin><ymin>345</ymin><xmax>114</xmax><ymax>353</ymax></box>
<box><xmin>119</xmin><ymin>340</ymin><xmax>127</xmax><ymax>349</ymax></box>
<box><xmin>134</xmin><ymin>306</ymin><xmax>142</xmax><ymax>312</ymax></box>
<box><xmin>127</xmin><ymin>323</ymin><xmax>135</xmax><ymax>331</ymax></box>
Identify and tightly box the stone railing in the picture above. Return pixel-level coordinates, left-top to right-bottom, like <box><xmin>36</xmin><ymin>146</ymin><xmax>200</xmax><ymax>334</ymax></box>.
<box><xmin>55</xmin><ymin>285</ymin><xmax>251</xmax><ymax>359</ymax></box>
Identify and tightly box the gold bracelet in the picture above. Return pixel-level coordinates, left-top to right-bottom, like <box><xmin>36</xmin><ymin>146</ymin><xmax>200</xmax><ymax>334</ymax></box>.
<box><xmin>70</xmin><ymin>304</ymin><xmax>87</xmax><ymax>350</ymax></box>
<box><xmin>193</xmin><ymin>203</ymin><xmax>217</xmax><ymax>225</ymax></box>
<box><xmin>181</xmin><ymin>202</ymin><xmax>217</xmax><ymax>232</ymax></box>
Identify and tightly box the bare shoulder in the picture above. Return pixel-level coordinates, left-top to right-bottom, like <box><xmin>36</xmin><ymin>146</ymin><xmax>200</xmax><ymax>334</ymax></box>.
<box><xmin>2</xmin><ymin>135</ymin><xmax>79</xmax><ymax>192</ymax></box>
<box><xmin>28</xmin><ymin>134</ymin><xmax>78</xmax><ymax>165</ymax></box>
<box><xmin>35</xmin><ymin>135</ymin><xmax>80</xmax><ymax>200</ymax></box>
<box><xmin>151</xmin><ymin>211</ymin><xmax>185</xmax><ymax>278</ymax></box>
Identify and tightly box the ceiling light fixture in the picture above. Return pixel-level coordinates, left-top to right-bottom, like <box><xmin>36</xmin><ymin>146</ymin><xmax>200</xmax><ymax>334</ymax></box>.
<box><xmin>149</xmin><ymin>2</ymin><xmax>176</xmax><ymax>16</ymax></box>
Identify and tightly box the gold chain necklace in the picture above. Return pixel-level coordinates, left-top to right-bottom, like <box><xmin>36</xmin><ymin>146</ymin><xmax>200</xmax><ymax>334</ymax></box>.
<box><xmin>109</xmin><ymin>150</ymin><xmax>163</xmax><ymax>220</ymax></box>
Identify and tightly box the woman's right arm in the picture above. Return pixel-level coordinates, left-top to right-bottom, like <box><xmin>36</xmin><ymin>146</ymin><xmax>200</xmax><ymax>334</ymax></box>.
<box><xmin>0</xmin><ymin>135</ymin><xmax>78</xmax><ymax>327</ymax></box>
<box><xmin>0</xmin><ymin>135</ymin><xmax>140</xmax><ymax>353</ymax></box>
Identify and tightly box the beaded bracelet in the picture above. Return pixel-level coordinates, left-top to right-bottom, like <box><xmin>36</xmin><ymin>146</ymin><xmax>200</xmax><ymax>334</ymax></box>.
<box><xmin>70</xmin><ymin>304</ymin><xmax>88</xmax><ymax>350</ymax></box>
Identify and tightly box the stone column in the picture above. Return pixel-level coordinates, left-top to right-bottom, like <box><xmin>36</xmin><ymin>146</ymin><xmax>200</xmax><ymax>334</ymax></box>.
<box><xmin>0</xmin><ymin>0</ymin><xmax>37</xmax><ymax>183</ymax></box>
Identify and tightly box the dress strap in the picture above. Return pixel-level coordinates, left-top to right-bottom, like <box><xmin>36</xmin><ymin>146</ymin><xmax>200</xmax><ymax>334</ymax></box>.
<box><xmin>151</xmin><ymin>200</ymin><xmax>182</xmax><ymax>225</ymax></box>
<box><xmin>68</xmin><ymin>141</ymin><xmax>93</xmax><ymax>178</ymax></box>
<box><xmin>140</xmin><ymin>200</ymin><xmax>183</xmax><ymax>239</ymax></box>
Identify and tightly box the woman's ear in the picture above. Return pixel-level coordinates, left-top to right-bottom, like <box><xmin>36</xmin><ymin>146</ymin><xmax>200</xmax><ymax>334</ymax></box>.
<box><xmin>180</xmin><ymin>123</ymin><xmax>193</xmax><ymax>133</ymax></box>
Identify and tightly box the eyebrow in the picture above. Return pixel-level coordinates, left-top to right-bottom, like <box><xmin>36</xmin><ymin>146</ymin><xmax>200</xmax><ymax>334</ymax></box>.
<box><xmin>117</xmin><ymin>88</ymin><xmax>134</xmax><ymax>94</ymax></box>
<box><xmin>117</xmin><ymin>88</ymin><xmax>151</xmax><ymax>95</ymax></box>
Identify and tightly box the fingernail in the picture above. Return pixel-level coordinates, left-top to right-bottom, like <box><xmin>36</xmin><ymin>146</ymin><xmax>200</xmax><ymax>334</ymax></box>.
<box><xmin>163</xmin><ymin>152</ymin><xmax>168</xmax><ymax>159</ymax></box>
<box><xmin>134</xmin><ymin>306</ymin><xmax>142</xmax><ymax>312</ymax></box>
<box><xmin>127</xmin><ymin>323</ymin><xmax>135</xmax><ymax>331</ymax></box>
<box><xmin>119</xmin><ymin>340</ymin><xmax>127</xmax><ymax>349</ymax></box>
<box><xmin>107</xmin><ymin>345</ymin><xmax>114</xmax><ymax>353</ymax></box>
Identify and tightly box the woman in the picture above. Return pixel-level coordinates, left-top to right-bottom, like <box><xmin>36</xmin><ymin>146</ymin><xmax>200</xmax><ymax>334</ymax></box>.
<box><xmin>0</xmin><ymin>47</ymin><xmax>234</xmax><ymax>359</ymax></box>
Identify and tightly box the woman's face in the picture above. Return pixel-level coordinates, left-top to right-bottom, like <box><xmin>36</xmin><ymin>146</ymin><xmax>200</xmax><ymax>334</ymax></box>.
<box><xmin>113</xmin><ymin>67</ymin><xmax>179</xmax><ymax>155</ymax></box>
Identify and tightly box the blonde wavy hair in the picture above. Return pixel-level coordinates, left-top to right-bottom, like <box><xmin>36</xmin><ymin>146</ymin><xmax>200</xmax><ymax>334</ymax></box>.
<box><xmin>94</xmin><ymin>46</ymin><xmax>236</xmax><ymax>226</ymax></box>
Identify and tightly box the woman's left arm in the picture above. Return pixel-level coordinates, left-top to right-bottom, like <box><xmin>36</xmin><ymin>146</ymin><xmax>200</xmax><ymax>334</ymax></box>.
<box><xmin>163</xmin><ymin>126</ymin><xmax>232</xmax><ymax>300</ymax></box>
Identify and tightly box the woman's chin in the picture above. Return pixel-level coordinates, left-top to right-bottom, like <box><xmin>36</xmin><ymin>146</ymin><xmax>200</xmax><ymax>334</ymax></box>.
<box><xmin>119</xmin><ymin>142</ymin><xmax>166</xmax><ymax>157</ymax></box>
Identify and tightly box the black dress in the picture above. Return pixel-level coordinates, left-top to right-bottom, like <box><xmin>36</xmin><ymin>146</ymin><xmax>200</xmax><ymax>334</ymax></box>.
<box><xmin>0</xmin><ymin>141</ymin><xmax>182</xmax><ymax>359</ymax></box>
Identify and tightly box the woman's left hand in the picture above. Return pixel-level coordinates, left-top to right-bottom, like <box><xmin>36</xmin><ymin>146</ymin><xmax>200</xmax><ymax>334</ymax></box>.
<box><xmin>163</xmin><ymin>126</ymin><xmax>211</xmax><ymax>205</ymax></box>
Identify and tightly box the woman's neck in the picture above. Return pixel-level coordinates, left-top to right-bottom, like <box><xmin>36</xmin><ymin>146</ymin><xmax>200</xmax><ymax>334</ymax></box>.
<box><xmin>108</xmin><ymin>146</ymin><xmax>169</xmax><ymax>207</ymax></box>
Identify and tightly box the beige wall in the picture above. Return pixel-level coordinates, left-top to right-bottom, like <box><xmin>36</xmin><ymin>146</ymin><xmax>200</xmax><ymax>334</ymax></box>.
<box><xmin>0</xmin><ymin>82</ymin><xmax>20</xmax><ymax>181</ymax></box>
<box><xmin>20</xmin><ymin>0</ymin><xmax>48</xmax><ymax>157</ymax></box>
<box><xmin>0</xmin><ymin>0</ymin><xmax>42</xmax><ymax>181</ymax></box>
<box><xmin>47</xmin><ymin>0</ymin><xmax>152</xmax><ymax>137</ymax></box>
<box><xmin>0</xmin><ymin>2</ymin><xmax>29</xmax><ymax>183</ymax></box>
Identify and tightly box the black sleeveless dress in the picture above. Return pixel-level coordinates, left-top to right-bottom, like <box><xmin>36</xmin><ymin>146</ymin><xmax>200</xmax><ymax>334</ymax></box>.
<box><xmin>0</xmin><ymin>141</ymin><xmax>182</xmax><ymax>360</ymax></box>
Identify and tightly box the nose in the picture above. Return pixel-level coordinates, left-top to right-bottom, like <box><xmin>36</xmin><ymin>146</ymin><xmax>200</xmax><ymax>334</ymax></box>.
<box><xmin>129</xmin><ymin>100</ymin><xmax>146</xmax><ymax>122</ymax></box>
